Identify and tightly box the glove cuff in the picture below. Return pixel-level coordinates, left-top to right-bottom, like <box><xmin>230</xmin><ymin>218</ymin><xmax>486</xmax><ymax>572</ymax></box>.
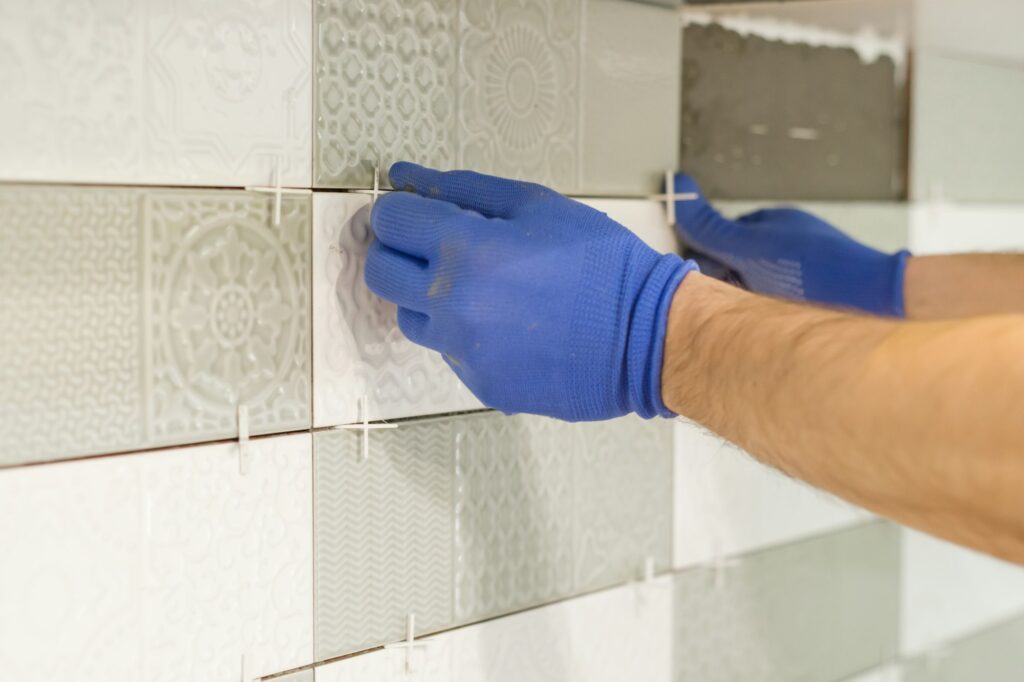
<box><xmin>628</xmin><ymin>254</ymin><xmax>699</xmax><ymax>419</ymax></box>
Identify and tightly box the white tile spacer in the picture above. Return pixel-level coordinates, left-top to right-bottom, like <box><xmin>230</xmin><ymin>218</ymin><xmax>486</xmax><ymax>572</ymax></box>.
<box><xmin>384</xmin><ymin>613</ymin><xmax>430</xmax><ymax>675</ymax></box>
<box><xmin>245</xmin><ymin>159</ymin><xmax>312</xmax><ymax>227</ymax></box>
<box><xmin>649</xmin><ymin>169</ymin><xmax>699</xmax><ymax>227</ymax></box>
<box><xmin>634</xmin><ymin>556</ymin><xmax>670</xmax><ymax>608</ymax></box>
<box><xmin>333</xmin><ymin>395</ymin><xmax>398</xmax><ymax>463</ymax></box>
<box><xmin>709</xmin><ymin>552</ymin><xmax>740</xmax><ymax>591</ymax></box>
<box><xmin>237</xmin><ymin>404</ymin><xmax>252</xmax><ymax>476</ymax></box>
<box><xmin>350</xmin><ymin>162</ymin><xmax>386</xmax><ymax>208</ymax></box>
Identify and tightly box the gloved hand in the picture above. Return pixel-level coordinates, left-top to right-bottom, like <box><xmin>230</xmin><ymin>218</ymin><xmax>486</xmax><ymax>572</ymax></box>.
<box><xmin>365</xmin><ymin>162</ymin><xmax>698</xmax><ymax>422</ymax></box>
<box><xmin>672</xmin><ymin>174</ymin><xmax>910</xmax><ymax>317</ymax></box>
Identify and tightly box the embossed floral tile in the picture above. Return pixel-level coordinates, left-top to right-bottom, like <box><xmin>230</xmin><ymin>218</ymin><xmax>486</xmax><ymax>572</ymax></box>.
<box><xmin>0</xmin><ymin>185</ymin><xmax>311</xmax><ymax>466</ymax></box>
<box><xmin>313</xmin><ymin>0</ymin><xmax>680</xmax><ymax>194</ymax></box>
<box><xmin>0</xmin><ymin>0</ymin><xmax>312</xmax><ymax>187</ymax></box>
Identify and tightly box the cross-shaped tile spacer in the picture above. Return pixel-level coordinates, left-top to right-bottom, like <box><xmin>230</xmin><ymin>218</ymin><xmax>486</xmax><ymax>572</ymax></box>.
<box><xmin>350</xmin><ymin>163</ymin><xmax>386</xmax><ymax>209</ymax></box>
<box><xmin>634</xmin><ymin>555</ymin><xmax>671</xmax><ymax>607</ymax></box>
<box><xmin>649</xmin><ymin>169</ymin><xmax>699</xmax><ymax>227</ymax></box>
<box><xmin>384</xmin><ymin>613</ymin><xmax>431</xmax><ymax>675</ymax></box>
<box><xmin>245</xmin><ymin>159</ymin><xmax>312</xmax><ymax>227</ymax></box>
<box><xmin>709</xmin><ymin>553</ymin><xmax>741</xmax><ymax>590</ymax></box>
<box><xmin>237</xmin><ymin>404</ymin><xmax>251</xmax><ymax>476</ymax></box>
<box><xmin>333</xmin><ymin>395</ymin><xmax>398</xmax><ymax>462</ymax></box>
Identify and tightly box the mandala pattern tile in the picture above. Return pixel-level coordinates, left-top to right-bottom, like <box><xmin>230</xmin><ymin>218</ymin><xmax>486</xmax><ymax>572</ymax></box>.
<box><xmin>312</xmin><ymin>192</ymin><xmax>479</xmax><ymax>427</ymax></box>
<box><xmin>673</xmin><ymin>522</ymin><xmax>900</xmax><ymax>682</ymax></box>
<box><xmin>0</xmin><ymin>186</ymin><xmax>311</xmax><ymax>466</ymax></box>
<box><xmin>0</xmin><ymin>434</ymin><xmax>314</xmax><ymax>682</ymax></box>
<box><xmin>453</xmin><ymin>413</ymin><xmax>576</xmax><ymax>622</ymax></box>
<box><xmin>314</xmin><ymin>0</ymin><xmax>458</xmax><ymax>188</ymax></box>
<box><xmin>314</xmin><ymin>424</ymin><xmax>454</xmax><ymax>660</ymax></box>
<box><xmin>0</xmin><ymin>0</ymin><xmax>312</xmax><ymax>187</ymax></box>
<box><xmin>902</xmin><ymin>615</ymin><xmax>1024</xmax><ymax>682</ymax></box>
<box><xmin>573</xmin><ymin>417</ymin><xmax>674</xmax><ymax>593</ymax></box>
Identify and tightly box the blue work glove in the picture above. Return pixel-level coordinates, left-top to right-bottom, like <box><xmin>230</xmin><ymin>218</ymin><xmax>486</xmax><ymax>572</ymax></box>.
<box><xmin>364</xmin><ymin>162</ymin><xmax>698</xmax><ymax>422</ymax></box>
<box><xmin>672</xmin><ymin>174</ymin><xmax>910</xmax><ymax>317</ymax></box>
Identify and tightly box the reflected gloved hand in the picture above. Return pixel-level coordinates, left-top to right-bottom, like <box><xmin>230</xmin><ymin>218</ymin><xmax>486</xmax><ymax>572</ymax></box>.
<box><xmin>364</xmin><ymin>162</ymin><xmax>698</xmax><ymax>422</ymax></box>
<box><xmin>672</xmin><ymin>173</ymin><xmax>910</xmax><ymax>317</ymax></box>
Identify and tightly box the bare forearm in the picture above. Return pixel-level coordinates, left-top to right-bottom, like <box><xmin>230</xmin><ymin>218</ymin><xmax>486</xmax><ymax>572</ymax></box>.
<box><xmin>663</xmin><ymin>273</ymin><xmax>1024</xmax><ymax>563</ymax></box>
<box><xmin>905</xmin><ymin>254</ymin><xmax>1024</xmax><ymax>319</ymax></box>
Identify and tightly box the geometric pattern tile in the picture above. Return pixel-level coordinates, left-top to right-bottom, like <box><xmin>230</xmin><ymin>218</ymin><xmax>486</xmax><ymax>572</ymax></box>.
<box><xmin>0</xmin><ymin>186</ymin><xmax>311</xmax><ymax>466</ymax></box>
<box><xmin>673</xmin><ymin>522</ymin><xmax>900</xmax><ymax>682</ymax></box>
<box><xmin>0</xmin><ymin>0</ymin><xmax>312</xmax><ymax>187</ymax></box>
<box><xmin>0</xmin><ymin>433</ymin><xmax>314</xmax><ymax>682</ymax></box>
<box><xmin>312</xmin><ymin>192</ymin><xmax>479</xmax><ymax>428</ymax></box>
<box><xmin>314</xmin><ymin>424</ymin><xmax>454</xmax><ymax>660</ymax></box>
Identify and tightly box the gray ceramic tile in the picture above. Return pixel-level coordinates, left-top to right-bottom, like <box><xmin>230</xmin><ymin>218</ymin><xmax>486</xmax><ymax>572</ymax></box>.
<box><xmin>314</xmin><ymin>0</ymin><xmax>680</xmax><ymax>195</ymax></box>
<box><xmin>673</xmin><ymin>522</ymin><xmax>900</xmax><ymax>682</ymax></box>
<box><xmin>314</xmin><ymin>423</ymin><xmax>454</xmax><ymax>660</ymax></box>
<box><xmin>272</xmin><ymin>670</ymin><xmax>315</xmax><ymax>682</ymax></box>
<box><xmin>912</xmin><ymin>52</ymin><xmax>1024</xmax><ymax>202</ymax></box>
<box><xmin>573</xmin><ymin>416</ymin><xmax>674</xmax><ymax>593</ymax></box>
<box><xmin>680</xmin><ymin>23</ymin><xmax>905</xmax><ymax>200</ymax></box>
<box><xmin>0</xmin><ymin>186</ymin><xmax>311</xmax><ymax>466</ymax></box>
<box><xmin>902</xmin><ymin>614</ymin><xmax>1024</xmax><ymax>682</ymax></box>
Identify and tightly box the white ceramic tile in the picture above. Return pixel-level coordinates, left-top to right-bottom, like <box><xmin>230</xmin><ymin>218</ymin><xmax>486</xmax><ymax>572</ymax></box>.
<box><xmin>916</xmin><ymin>0</ymin><xmax>1024</xmax><ymax>67</ymax></box>
<box><xmin>909</xmin><ymin>203</ymin><xmax>1024</xmax><ymax>255</ymax></box>
<box><xmin>673</xmin><ymin>419</ymin><xmax>871</xmax><ymax>569</ymax></box>
<box><xmin>312</xmin><ymin>192</ymin><xmax>480</xmax><ymax>427</ymax></box>
<box><xmin>843</xmin><ymin>664</ymin><xmax>904</xmax><ymax>682</ymax></box>
<box><xmin>0</xmin><ymin>0</ymin><xmax>312</xmax><ymax>187</ymax></box>
<box><xmin>901</xmin><ymin>529</ymin><xmax>1024</xmax><ymax>656</ymax></box>
<box><xmin>315</xmin><ymin>577</ymin><xmax>673</xmax><ymax>682</ymax></box>
<box><xmin>0</xmin><ymin>434</ymin><xmax>313</xmax><ymax>681</ymax></box>
<box><xmin>584</xmin><ymin>199</ymin><xmax>678</xmax><ymax>254</ymax></box>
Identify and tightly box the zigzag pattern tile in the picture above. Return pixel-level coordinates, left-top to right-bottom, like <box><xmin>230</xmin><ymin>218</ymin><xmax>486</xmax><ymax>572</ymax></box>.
<box><xmin>315</xmin><ymin>424</ymin><xmax>453</xmax><ymax>659</ymax></box>
<box><xmin>573</xmin><ymin>417</ymin><xmax>674</xmax><ymax>593</ymax></box>
<box><xmin>312</xmin><ymin>193</ymin><xmax>479</xmax><ymax>427</ymax></box>
<box><xmin>453</xmin><ymin>413</ymin><xmax>575</xmax><ymax>622</ymax></box>
<box><xmin>0</xmin><ymin>186</ymin><xmax>311</xmax><ymax>466</ymax></box>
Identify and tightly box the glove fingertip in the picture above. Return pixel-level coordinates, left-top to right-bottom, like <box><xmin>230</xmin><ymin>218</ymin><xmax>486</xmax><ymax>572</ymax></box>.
<box><xmin>388</xmin><ymin>161</ymin><xmax>432</xmax><ymax>194</ymax></box>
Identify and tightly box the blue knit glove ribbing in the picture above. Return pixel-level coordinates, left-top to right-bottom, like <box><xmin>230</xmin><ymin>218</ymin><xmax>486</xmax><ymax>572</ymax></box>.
<box><xmin>673</xmin><ymin>173</ymin><xmax>910</xmax><ymax>317</ymax></box>
<box><xmin>365</xmin><ymin>162</ymin><xmax>698</xmax><ymax>422</ymax></box>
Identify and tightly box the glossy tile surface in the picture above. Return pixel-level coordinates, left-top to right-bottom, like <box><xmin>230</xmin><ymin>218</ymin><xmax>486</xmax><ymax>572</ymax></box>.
<box><xmin>312</xmin><ymin>192</ymin><xmax>479</xmax><ymax>428</ymax></box>
<box><xmin>901</xmin><ymin>529</ymin><xmax>1024</xmax><ymax>656</ymax></box>
<box><xmin>681</xmin><ymin>22</ymin><xmax>904</xmax><ymax>200</ymax></box>
<box><xmin>902</xmin><ymin>615</ymin><xmax>1024</xmax><ymax>682</ymax></box>
<box><xmin>673</xmin><ymin>522</ymin><xmax>900</xmax><ymax>682</ymax></box>
<box><xmin>673</xmin><ymin>420</ymin><xmax>870</xmax><ymax>569</ymax></box>
<box><xmin>313</xmin><ymin>0</ymin><xmax>680</xmax><ymax>194</ymax></box>
<box><xmin>316</xmin><ymin>576</ymin><xmax>673</xmax><ymax>682</ymax></box>
<box><xmin>0</xmin><ymin>186</ymin><xmax>311</xmax><ymax>466</ymax></box>
<box><xmin>0</xmin><ymin>434</ymin><xmax>314</xmax><ymax>681</ymax></box>
<box><xmin>0</xmin><ymin>0</ymin><xmax>312</xmax><ymax>187</ymax></box>
<box><xmin>912</xmin><ymin>53</ymin><xmax>1024</xmax><ymax>202</ymax></box>
<box><xmin>314</xmin><ymin>424</ymin><xmax>454</xmax><ymax>660</ymax></box>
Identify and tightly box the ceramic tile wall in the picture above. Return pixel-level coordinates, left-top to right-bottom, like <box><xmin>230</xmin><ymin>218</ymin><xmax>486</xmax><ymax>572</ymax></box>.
<box><xmin>0</xmin><ymin>433</ymin><xmax>314</xmax><ymax>682</ymax></box>
<box><xmin>0</xmin><ymin>185</ymin><xmax>311</xmax><ymax>467</ymax></box>
<box><xmin>315</xmin><ymin>575</ymin><xmax>674</xmax><ymax>682</ymax></box>
<box><xmin>313</xmin><ymin>0</ymin><xmax>680</xmax><ymax>194</ymax></box>
<box><xmin>900</xmin><ymin>615</ymin><xmax>1024</xmax><ymax>682</ymax></box>
<box><xmin>673</xmin><ymin>522</ymin><xmax>900</xmax><ymax>682</ymax></box>
<box><xmin>909</xmin><ymin>203</ymin><xmax>1024</xmax><ymax>255</ymax></box>
<box><xmin>313</xmin><ymin>412</ymin><xmax>673</xmax><ymax>660</ymax></box>
<box><xmin>0</xmin><ymin>1</ymin><xmax>312</xmax><ymax>187</ymax></box>
<box><xmin>679</xmin><ymin>18</ymin><xmax>906</xmax><ymax>200</ymax></box>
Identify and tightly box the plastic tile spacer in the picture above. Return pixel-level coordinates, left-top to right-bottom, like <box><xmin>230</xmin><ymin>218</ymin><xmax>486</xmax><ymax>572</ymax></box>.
<box><xmin>384</xmin><ymin>613</ymin><xmax>431</xmax><ymax>675</ymax></box>
<box><xmin>237</xmin><ymin>404</ymin><xmax>251</xmax><ymax>476</ymax></box>
<box><xmin>245</xmin><ymin>159</ymin><xmax>312</xmax><ymax>227</ymax></box>
<box><xmin>350</xmin><ymin>162</ymin><xmax>386</xmax><ymax>208</ymax></box>
<box><xmin>333</xmin><ymin>395</ymin><xmax>398</xmax><ymax>462</ymax></box>
<box><xmin>648</xmin><ymin>169</ymin><xmax>699</xmax><ymax>227</ymax></box>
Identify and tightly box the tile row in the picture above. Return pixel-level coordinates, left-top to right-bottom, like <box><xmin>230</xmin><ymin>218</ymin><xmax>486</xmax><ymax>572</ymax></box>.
<box><xmin>0</xmin><ymin>185</ymin><xmax>678</xmax><ymax>466</ymax></box>
<box><xmin>0</xmin><ymin>0</ymin><xmax>681</xmax><ymax>195</ymax></box>
<box><xmin>314</xmin><ymin>412</ymin><xmax>674</xmax><ymax>660</ymax></box>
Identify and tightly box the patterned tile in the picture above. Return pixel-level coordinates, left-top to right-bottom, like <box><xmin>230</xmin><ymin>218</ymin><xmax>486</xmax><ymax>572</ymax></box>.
<box><xmin>680</xmin><ymin>21</ymin><xmax>905</xmax><ymax>200</ymax></box>
<box><xmin>312</xmin><ymin>192</ymin><xmax>479</xmax><ymax>427</ymax></box>
<box><xmin>0</xmin><ymin>0</ymin><xmax>311</xmax><ymax>187</ymax></box>
<box><xmin>673</xmin><ymin>522</ymin><xmax>900</xmax><ymax>682</ymax></box>
<box><xmin>0</xmin><ymin>434</ymin><xmax>314</xmax><ymax>682</ymax></box>
<box><xmin>901</xmin><ymin>614</ymin><xmax>1024</xmax><ymax>682</ymax></box>
<box><xmin>314</xmin><ymin>424</ymin><xmax>454</xmax><ymax>660</ymax></box>
<box><xmin>573</xmin><ymin>417</ymin><xmax>674</xmax><ymax>593</ymax></box>
<box><xmin>0</xmin><ymin>186</ymin><xmax>311</xmax><ymax>466</ymax></box>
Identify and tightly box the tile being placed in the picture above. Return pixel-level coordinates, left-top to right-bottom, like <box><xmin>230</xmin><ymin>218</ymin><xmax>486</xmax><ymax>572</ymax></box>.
<box><xmin>316</xmin><ymin>576</ymin><xmax>673</xmax><ymax>682</ymax></box>
<box><xmin>900</xmin><ymin>529</ymin><xmax>1024</xmax><ymax>656</ymax></box>
<box><xmin>911</xmin><ymin>53</ymin><xmax>1024</xmax><ymax>203</ymax></box>
<box><xmin>909</xmin><ymin>203</ymin><xmax>1024</xmax><ymax>255</ymax></box>
<box><xmin>314</xmin><ymin>423</ymin><xmax>454</xmax><ymax>660</ymax></box>
<box><xmin>673</xmin><ymin>522</ymin><xmax>900</xmax><ymax>682</ymax></box>
<box><xmin>680</xmin><ymin>19</ymin><xmax>906</xmax><ymax>200</ymax></box>
<box><xmin>673</xmin><ymin>420</ymin><xmax>870</xmax><ymax>569</ymax></box>
<box><xmin>0</xmin><ymin>434</ymin><xmax>314</xmax><ymax>682</ymax></box>
<box><xmin>0</xmin><ymin>186</ymin><xmax>311</xmax><ymax>466</ymax></box>
<box><xmin>312</xmin><ymin>192</ymin><xmax>479</xmax><ymax>428</ymax></box>
<box><xmin>901</xmin><ymin>614</ymin><xmax>1024</xmax><ymax>682</ymax></box>
<box><xmin>0</xmin><ymin>1</ymin><xmax>311</xmax><ymax>187</ymax></box>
